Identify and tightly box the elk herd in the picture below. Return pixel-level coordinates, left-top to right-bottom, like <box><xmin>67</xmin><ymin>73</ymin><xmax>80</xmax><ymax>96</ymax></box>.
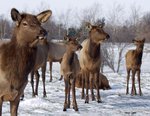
<box><xmin>0</xmin><ymin>8</ymin><xmax>145</xmax><ymax>116</ymax></box>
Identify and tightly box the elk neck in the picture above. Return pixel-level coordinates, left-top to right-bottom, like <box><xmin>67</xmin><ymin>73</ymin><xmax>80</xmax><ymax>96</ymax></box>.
<box><xmin>65</xmin><ymin>48</ymin><xmax>75</xmax><ymax>66</ymax></box>
<box><xmin>88</xmin><ymin>38</ymin><xmax>100</xmax><ymax>59</ymax></box>
<box><xmin>135</xmin><ymin>45</ymin><xmax>144</xmax><ymax>65</ymax></box>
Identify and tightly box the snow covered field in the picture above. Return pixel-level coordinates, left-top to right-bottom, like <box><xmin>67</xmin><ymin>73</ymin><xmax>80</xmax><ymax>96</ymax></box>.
<box><xmin>2</xmin><ymin>44</ymin><xmax>150</xmax><ymax>116</ymax></box>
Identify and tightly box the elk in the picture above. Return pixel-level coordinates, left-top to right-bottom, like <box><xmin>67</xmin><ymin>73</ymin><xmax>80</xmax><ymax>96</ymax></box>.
<box><xmin>20</xmin><ymin>39</ymin><xmax>49</xmax><ymax>100</ymax></box>
<box><xmin>61</xmin><ymin>35</ymin><xmax>82</xmax><ymax>111</ymax></box>
<box><xmin>76</xmin><ymin>72</ymin><xmax>111</xmax><ymax>90</ymax></box>
<box><xmin>48</xmin><ymin>41</ymin><xmax>66</xmax><ymax>82</ymax></box>
<box><xmin>0</xmin><ymin>8</ymin><xmax>51</xmax><ymax>116</ymax></box>
<box><xmin>79</xmin><ymin>21</ymin><xmax>110</xmax><ymax>103</ymax></box>
<box><xmin>30</xmin><ymin>39</ymin><xmax>49</xmax><ymax>97</ymax></box>
<box><xmin>125</xmin><ymin>38</ymin><xmax>145</xmax><ymax>96</ymax></box>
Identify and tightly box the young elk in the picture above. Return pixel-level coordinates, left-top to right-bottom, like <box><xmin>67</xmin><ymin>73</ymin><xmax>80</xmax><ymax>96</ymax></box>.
<box><xmin>79</xmin><ymin>21</ymin><xmax>110</xmax><ymax>103</ymax></box>
<box><xmin>0</xmin><ymin>8</ymin><xmax>51</xmax><ymax>116</ymax></box>
<box><xmin>126</xmin><ymin>38</ymin><xmax>145</xmax><ymax>96</ymax></box>
<box><xmin>61</xmin><ymin>35</ymin><xmax>82</xmax><ymax>111</ymax></box>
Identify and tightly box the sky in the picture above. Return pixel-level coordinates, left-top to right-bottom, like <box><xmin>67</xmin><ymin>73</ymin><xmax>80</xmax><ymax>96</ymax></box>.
<box><xmin>0</xmin><ymin>0</ymin><xmax>150</xmax><ymax>27</ymax></box>
<box><xmin>0</xmin><ymin>0</ymin><xmax>150</xmax><ymax>17</ymax></box>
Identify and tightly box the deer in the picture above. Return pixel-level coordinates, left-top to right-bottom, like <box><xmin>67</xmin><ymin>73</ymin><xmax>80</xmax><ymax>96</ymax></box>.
<box><xmin>0</xmin><ymin>8</ymin><xmax>51</xmax><ymax>116</ymax></box>
<box><xmin>125</xmin><ymin>38</ymin><xmax>145</xmax><ymax>96</ymax></box>
<box><xmin>76</xmin><ymin>72</ymin><xmax>111</xmax><ymax>90</ymax></box>
<box><xmin>20</xmin><ymin>39</ymin><xmax>49</xmax><ymax>100</ymax></box>
<box><xmin>79</xmin><ymin>21</ymin><xmax>110</xmax><ymax>103</ymax></box>
<box><xmin>30</xmin><ymin>39</ymin><xmax>49</xmax><ymax>98</ymax></box>
<box><xmin>48</xmin><ymin>41</ymin><xmax>66</xmax><ymax>82</ymax></box>
<box><xmin>60</xmin><ymin>34</ymin><xmax>82</xmax><ymax>111</ymax></box>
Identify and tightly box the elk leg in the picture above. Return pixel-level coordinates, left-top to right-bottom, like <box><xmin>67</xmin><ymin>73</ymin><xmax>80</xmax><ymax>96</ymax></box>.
<box><xmin>42</xmin><ymin>66</ymin><xmax>47</xmax><ymax>97</ymax></box>
<box><xmin>131</xmin><ymin>70</ymin><xmax>136</xmax><ymax>95</ymax></box>
<box><xmin>85</xmin><ymin>73</ymin><xmax>89</xmax><ymax>103</ymax></box>
<box><xmin>95</xmin><ymin>72</ymin><xmax>101</xmax><ymax>103</ymax></box>
<box><xmin>49</xmin><ymin>61</ymin><xmax>53</xmax><ymax>82</ymax></box>
<box><xmin>30</xmin><ymin>71</ymin><xmax>35</xmax><ymax>97</ymax></box>
<box><xmin>35</xmin><ymin>71</ymin><xmax>40</xmax><ymax>96</ymax></box>
<box><xmin>81</xmin><ymin>75</ymin><xmax>85</xmax><ymax>99</ymax></box>
<box><xmin>126</xmin><ymin>68</ymin><xmax>130</xmax><ymax>95</ymax></box>
<box><xmin>63</xmin><ymin>77</ymin><xmax>68</xmax><ymax>111</ymax></box>
<box><xmin>20</xmin><ymin>92</ymin><xmax>24</xmax><ymax>101</ymax></box>
<box><xmin>59</xmin><ymin>75</ymin><xmax>63</xmax><ymax>81</ymax></box>
<box><xmin>72</xmin><ymin>77</ymin><xmax>78</xmax><ymax>111</ymax></box>
<box><xmin>10</xmin><ymin>98</ymin><xmax>20</xmax><ymax>116</ymax></box>
<box><xmin>90</xmin><ymin>73</ymin><xmax>95</xmax><ymax>101</ymax></box>
<box><xmin>137</xmin><ymin>69</ymin><xmax>142</xmax><ymax>96</ymax></box>
<box><xmin>0</xmin><ymin>98</ymin><xmax>3</xmax><ymax>116</ymax></box>
<box><xmin>67</xmin><ymin>75</ymin><xmax>71</xmax><ymax>108</ymax></box>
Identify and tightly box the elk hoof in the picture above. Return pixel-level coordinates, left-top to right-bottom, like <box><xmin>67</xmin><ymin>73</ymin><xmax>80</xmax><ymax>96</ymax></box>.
<box><xmin>20</xmin><ymin>97</ymin><xmax>24</xmax><ymax>101</ymax></box>
<box><xmin>73</xmin><ymin>107</ymin><xmax>78</xmax><ymax>111</ymax></box>
<box><xmin>97</xmin><ymin>100</ymin><xmax>102</xmax><ymax>103</ymax></box>
<box><xmin>63</xmin><ymin>108</ymin><xmax>67</xmax><ymax>111</ymax></box>
<box><xmin>85</xmin><ymin>100</ymin><xmax>89</xmax><ymax>104</ymax></box>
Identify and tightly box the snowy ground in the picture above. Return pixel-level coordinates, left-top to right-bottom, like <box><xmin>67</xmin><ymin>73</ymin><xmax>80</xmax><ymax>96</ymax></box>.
<box><xmin>2</xmin><ymin>44</ymin><xmax>150</xmax><ymax>116</ymax></box>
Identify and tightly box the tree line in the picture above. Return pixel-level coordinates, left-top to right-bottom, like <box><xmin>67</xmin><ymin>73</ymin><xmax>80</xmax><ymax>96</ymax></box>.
<box><xmin>0</xmin><ymin>3</ymin><xmax>150</xmax><ymax>73</ymax></box>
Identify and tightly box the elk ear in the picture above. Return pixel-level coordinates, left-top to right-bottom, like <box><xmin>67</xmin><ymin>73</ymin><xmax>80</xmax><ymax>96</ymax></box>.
<box><xmin>11</xmin><ymin>8</ymin><xmax>22</xmax><ymax>26</ymax></box>
<box><xmin>85</xmin><ymin>22</ymin><xmax>92</xmax><ymax>31</ymax></box>
<box><xmin>36</xmin><ymin>10</ymin><xmax>52</xmax><ymax>23</ymax></box>
<box><xmin>142</xmin><ymin>38</ymin><xmax>145</xmax><ymax>42</ymax></box>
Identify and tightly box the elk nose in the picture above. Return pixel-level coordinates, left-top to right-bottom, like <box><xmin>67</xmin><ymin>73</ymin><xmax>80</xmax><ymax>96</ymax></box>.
<box><xmin>78</xmin><ymin>45</ymin><xmax>82</xmax><ymax>50</ymax></box>
<box><xmin>40</xmin><ymin>29</ymin><xmax>48</xmax><ymax>36</ymax></box>
<box><xmin>106</xmin><ymin>34</ymin><xmax>110</xmax><ymax>39</ymax></box>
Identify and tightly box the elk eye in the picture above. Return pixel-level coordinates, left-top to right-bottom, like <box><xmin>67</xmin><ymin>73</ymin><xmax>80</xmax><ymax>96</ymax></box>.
<box><xmin>23</xmin><ymin>22</ymin><xmax>28</xmax><ymax>26</ymax></box>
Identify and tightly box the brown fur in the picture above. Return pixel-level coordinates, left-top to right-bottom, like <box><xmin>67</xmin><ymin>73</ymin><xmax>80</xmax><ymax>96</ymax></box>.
<box><xmin>48</xmin><ymin>41</ymin><xmax>66</xmax><ymax>82</ymax></box>
<box><xmin>76</xmin><ymin>73</ymin><xmax>111</xmax><ymax>90</ymax></box>
<box><xmin>126</xmin><ymin>38</ymin><xmax>145</xmax><ymax>96</ymax></box>
<box><xmin>0</xmin><ymin>8</ymin><xmax>51</xmax><ymax>116</ymax></box>
<box><xmin>79</xmin><ymin>22</ymin><xmax>109</xmax><ymax>103</ymax></box>
<box><xmin>61</xmin><ymin>37</ymin><xmax>82</xmax><ymax>111</ymax></box>
<box><xmin>30</xmin><ymin>39</ymin><xmax>49</xmax><ymax>98</ymax></box>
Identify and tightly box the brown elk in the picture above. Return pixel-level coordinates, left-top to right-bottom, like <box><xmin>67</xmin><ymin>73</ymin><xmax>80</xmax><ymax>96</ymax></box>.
<box><xmin>61</xmin><ymin>35</ymin><xmax>82</xmax><ymax>111</ymax></box>
<box><xmin>125</xmin><ymin>38</ymin><xmax>145</xmax><ymax>96</ymax></box>
<box><xmin>48</xmin><ymin>41</ymin><xmax>66</xmax><ymax>82</ymax></box>
<box><xmin>76</xmin><ymin>72</ymin><xmax>111</xmax><ymax>90</ymax></box>
<box><xmin>79</xmin><ymin>21</ymin><xmax>110</xmax><ymax>103</ymax></box>
<box><xmin>0</xmin><ymin>8</ymin><xmax>51</xmax><ymax>116</ymax></box>
<box><xmin>30</xmin><ymin>39</ymin><xmax>49</xmax><ymax>97</ymax></box>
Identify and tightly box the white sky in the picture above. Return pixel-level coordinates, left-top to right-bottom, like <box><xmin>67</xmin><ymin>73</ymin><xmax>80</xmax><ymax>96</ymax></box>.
<box><xmin>0</xmin><ymin>0</ymin><xmax>150</xmax><ymax>16</ymax></box>
<box><xmin>0</xmin><ymin>0</ymin><xmax>150</xmax><ymax>26</ymax></box>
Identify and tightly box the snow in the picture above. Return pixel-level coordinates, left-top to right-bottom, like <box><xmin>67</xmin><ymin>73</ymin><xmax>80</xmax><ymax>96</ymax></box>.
<box><xmin>2</xmin><ymin>44</ymin><xmax>150</xmax><ymax>116</ymax></box>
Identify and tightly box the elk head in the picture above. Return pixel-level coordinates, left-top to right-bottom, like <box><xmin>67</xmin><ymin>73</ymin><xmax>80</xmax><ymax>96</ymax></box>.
<box><xmin>64</xmin><ymin>29</ymin><xmax>82</xmax><ymax>52</ymax></box>
<box><xmin>11</xmin><ymin>8</ymin><xmax>52</xmax><ymax>47</ymax></box>
<box><xmin>132</xmin><ymin>38</ymin><xmax>145</xmax><ymax>49</ymax></box>
<box><xmin>85</xmin><ymin>20</ymin><xmax>110</xmax><ymax>44</ymax></box>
